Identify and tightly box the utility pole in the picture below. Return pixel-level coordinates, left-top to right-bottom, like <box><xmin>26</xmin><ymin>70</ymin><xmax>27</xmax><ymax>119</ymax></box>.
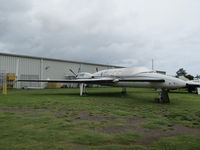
<box><xmin>152</xmin><ymin>59</ymin><xmax>154</xmax><ymax>70</ymax></box>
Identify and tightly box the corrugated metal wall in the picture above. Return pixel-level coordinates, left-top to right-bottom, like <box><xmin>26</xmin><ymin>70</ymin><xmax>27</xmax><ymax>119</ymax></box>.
<box><xmin>0</xmin><ymin>55</ymin><xmax>17</xmax><ymax>73</ymax></box>
<box><xmin>0</xmin><ymin>54</ymin><xmax>116</xmax><ymax>88</ymax></box>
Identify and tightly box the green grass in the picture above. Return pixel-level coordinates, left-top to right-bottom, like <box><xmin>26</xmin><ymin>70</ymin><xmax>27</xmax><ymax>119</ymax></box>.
<box><xmin>152</xmin><ymin>135</ymin><xmax>200</xmax><ymax>150</ymax></box>
<box><xmin>0</xmin><ymin>88</ymin><xmax>200</xmax><ymax>150</ymax></box>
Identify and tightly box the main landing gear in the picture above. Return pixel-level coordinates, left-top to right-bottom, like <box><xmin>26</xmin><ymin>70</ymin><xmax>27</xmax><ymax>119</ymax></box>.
<box><xmin>79</xmin><ymin>85</ymin><xmax>170</xmax><ymax>104</ymax></box>
<box><xmin>80</xmin><ymin>83</ymin><xmax>87</xmax><ymax>96</ymax></box>
<box><xmin>121</xmin><ymin>87</ymin><xmax>127</xmax><ymax>95</ymax></box>
<box><xmin>155</xmin><ymin>89</ymin><xmax>170</xmax><ymax>103</ymax></box>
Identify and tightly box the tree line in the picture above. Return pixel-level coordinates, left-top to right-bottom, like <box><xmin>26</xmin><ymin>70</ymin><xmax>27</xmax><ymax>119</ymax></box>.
<box><xmin>176</xmin><ymin>68</ymin><xmax>200</xmax><ymax>80</ymax></box>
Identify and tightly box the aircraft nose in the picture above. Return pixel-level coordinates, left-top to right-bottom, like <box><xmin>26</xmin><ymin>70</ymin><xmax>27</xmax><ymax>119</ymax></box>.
<box><xmin>178</xmin><ymin>80</ymin><xmax>187</xmax><ymax>87</ymax></box>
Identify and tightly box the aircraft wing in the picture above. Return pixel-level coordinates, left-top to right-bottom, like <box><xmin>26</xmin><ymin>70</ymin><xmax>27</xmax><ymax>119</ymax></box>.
<box><xmin>17</xmin><ymin>78</ymin><xmax>114</xmax><ymax>84</ymax></box>
<box><xmin>17</xmin><ymin>77</ymin><xmax>165</xmax><ymax>84</ymax></box>
<box><xmin>186</xmin><ymin>81</ymin><xmax>200</xmax><ymax>87</ymax></box>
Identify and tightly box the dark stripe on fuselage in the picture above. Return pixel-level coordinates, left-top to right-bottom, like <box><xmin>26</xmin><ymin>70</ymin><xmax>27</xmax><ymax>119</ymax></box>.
<box><xmin>118</xmin><ymin>79</ymin><xmax>165</xmax><ymax>82</ymax></box>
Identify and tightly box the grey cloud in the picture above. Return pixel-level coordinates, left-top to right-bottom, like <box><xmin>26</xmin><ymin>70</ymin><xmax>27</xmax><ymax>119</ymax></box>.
<box><xmin>0</xmin><ymin>0</ymin><xmax>200</xmax><ymax>75</ymax></box>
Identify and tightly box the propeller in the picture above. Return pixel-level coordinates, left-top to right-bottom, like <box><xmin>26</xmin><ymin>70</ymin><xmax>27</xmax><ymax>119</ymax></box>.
<box><xmin>69</xmin><ymin>69</ymin><xmax>77</xmax><ymax>77</ymax></box>
<box><xmin>78</xmin><ymin>68</ymin><xmax>81</xmax><ymax>73</ymax></box>
<box><xmin>96</xmin><ymin>67</ymin><xmax>99</xmax><ymax>72</ymax></box>
<box><xmin>69</xmin><ymin>68</ymin><xmax>81</xmax><ymax>77</ymax></box>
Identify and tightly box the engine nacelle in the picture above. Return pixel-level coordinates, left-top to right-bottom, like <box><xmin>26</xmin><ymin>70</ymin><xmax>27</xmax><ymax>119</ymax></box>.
<box><xmin>76</xmin><ymin>72</ymin><xmax>94</xmax><ymax>79</ymax></box>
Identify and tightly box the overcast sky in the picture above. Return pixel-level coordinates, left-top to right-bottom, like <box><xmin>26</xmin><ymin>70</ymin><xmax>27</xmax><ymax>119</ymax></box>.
<box><xmin>0</xmin><ymin>0</ymin><xmax>200</xmax><ymax>75</ymax></box>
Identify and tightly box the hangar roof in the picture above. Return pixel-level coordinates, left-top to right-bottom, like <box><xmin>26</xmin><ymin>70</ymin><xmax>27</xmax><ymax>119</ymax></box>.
<box><xmin>0</xmin><ymin>52</ymin><xmax>122</xmax><ymax>68</ymax></box>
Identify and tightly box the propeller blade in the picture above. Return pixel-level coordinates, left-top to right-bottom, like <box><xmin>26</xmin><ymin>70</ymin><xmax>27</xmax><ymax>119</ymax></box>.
<box><xmin>78</xmin><ymin>68</ymin><xmax>81</xmax><ymax>73</ymax></box>
<box><xmin>96</xmin><ymin>67</ymin><xmax>98</xmax><ymax>72</ymax></box>
<box><xmin>69</xmin><ymin>69</ymin><xmax>77</xmax><ymax>76</ymax></box>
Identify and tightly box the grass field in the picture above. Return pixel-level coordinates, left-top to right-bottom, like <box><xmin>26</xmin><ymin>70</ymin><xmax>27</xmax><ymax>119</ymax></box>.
<box><xmin>0</xmin><ymin>88</ymin><xmax>200</xmax><ymax>150</ymax></box>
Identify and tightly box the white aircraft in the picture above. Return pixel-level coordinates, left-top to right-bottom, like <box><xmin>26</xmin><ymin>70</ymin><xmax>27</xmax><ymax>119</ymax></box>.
<box><xmin>186</xmin><ymin>80</ymin><xmax>200</xmax><ymax>93</ymax></box>
<box><xmin>18</xmin><ymin>67</ymin><xmax>195</xmax><ymax>103</ymax></box>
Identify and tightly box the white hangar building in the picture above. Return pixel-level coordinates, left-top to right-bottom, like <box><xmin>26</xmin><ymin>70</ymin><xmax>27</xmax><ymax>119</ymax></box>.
<box><xmin>0</xmin><ymin>52</ymin><xmax>120</xmax><ymax>89</ymax></box>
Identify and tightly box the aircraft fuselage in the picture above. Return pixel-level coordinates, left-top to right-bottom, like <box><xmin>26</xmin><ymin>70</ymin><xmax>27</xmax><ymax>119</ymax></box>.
<box><xmin>78</xmin><ymin>67</ymin><xmax>186</xmax><ymax>90</ymax></box>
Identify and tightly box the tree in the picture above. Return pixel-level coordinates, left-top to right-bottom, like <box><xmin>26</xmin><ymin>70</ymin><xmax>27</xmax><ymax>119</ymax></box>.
<box><xmin>195</xmin><ymin>75</ymin><xmax>200</xmax><ymax>80</ymax></box>
<box><xmin>176</xmin><ymin>68</ymin><xmax>194</xmax><ymax>80</ymax></box>
<box><xmin>185</xmin><ymin>74</ymin><xmax>194</xmax><ymax>80</ymax></box>
<box><xmin>176</xmin><ymin>68</ymin><xmax>187</xmax><ymax>77</ymax></box>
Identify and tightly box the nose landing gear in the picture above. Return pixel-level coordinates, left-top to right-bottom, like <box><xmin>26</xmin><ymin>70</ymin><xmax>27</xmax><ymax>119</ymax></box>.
<box><xmin>80</xmin><ymin>83</ymin><xmax>87</xmax><ymax>96</ymax></box>
<box><xmin>155</xmin><ymin>89</ymin><xmax>170</xmax><ymax>103</ymax></box>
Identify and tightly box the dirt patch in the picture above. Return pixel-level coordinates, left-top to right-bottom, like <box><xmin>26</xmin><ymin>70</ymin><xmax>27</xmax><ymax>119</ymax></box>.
<box><xmin>0</xmin><ymin>107</ymin><xmax>50</xmax><ymax>118</ymax></box>
<box><xmin>96</xmin><ymin>116</ymin><xmax>147</xmax><ymax>134</ymax></box>
<box><xmin>97</xmin><ymin>126</ymin><xmax>136</xmax><ymax>134</ymax></box>
<box><xmin>23</xmin><ymin>112</ymin><xmax>44</xmax><ymax>118</ymax></box>
<box><xmin>54</xmin><ymin>110</ymin><xmax>72</xmax><ymax>118</ymax></box>
<box><xmin>68</xmin><ymin>144</ymin><xmax>86</xmax><ymax>150</ymax></box>
<box><xmin>74</xmin><ymin>111</ymin><xmax>146</xmax><ymax>124</ymax></box>
<box><xmin>0</xmin><ymin>107</ymin><xmax>50</xmax><ymax>113</ymax></box>
<box><xmin>135</xmin><ymin>125</ymin><xmax>200</xmax><ymax>146</ymax></box>
<box><xmin>74</xmin><ymin>111</ymin><xmax>111</xmax><ymax>122</ymax></box>
<box><xmin>54</xmin><ymin>110</ymin><xmax>200</xmax><ymax>147</ymax></box>
<box><xmin>126</xmin><ymin>116</ymin><xmax>147</xmax><ymax>125</ymax></box>
<box><xmin>54</xmin><ymin>110</ymin><xmax>118</xmax><ymax>122</ymax></box>
<box><xmin>54</xmin><ymin>110</ymin><xmax>147</xmax><ymax>133</ymax></box>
